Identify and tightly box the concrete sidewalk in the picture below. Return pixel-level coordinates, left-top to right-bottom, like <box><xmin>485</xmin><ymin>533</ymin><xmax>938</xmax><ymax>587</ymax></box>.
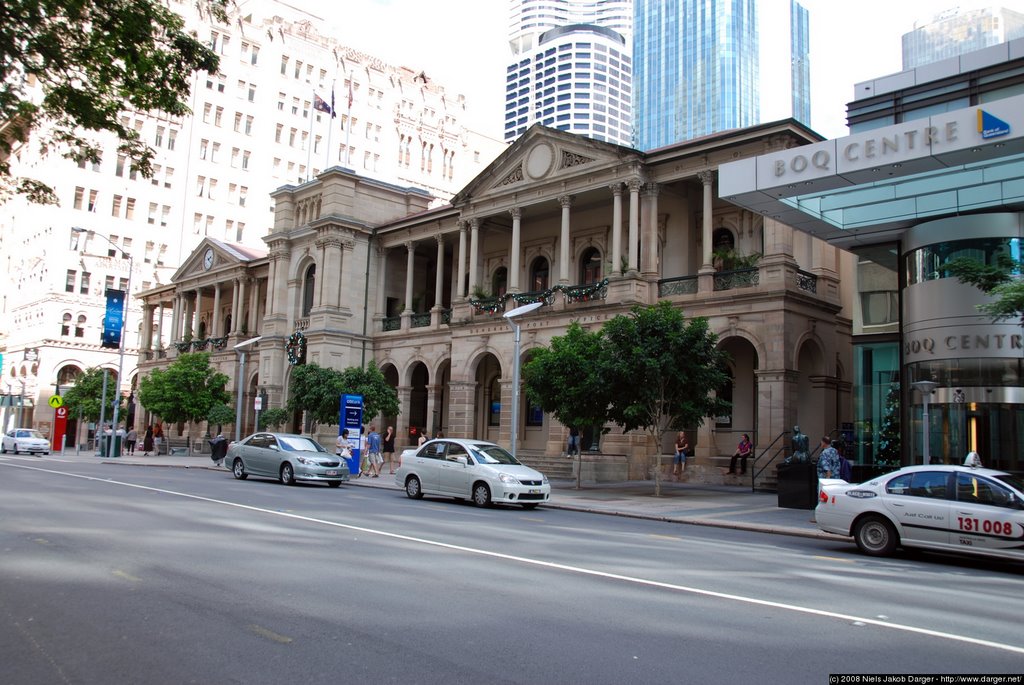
<box><xmin>67</xmin><ymin>451</ymin><xmax>836</xmax><ymax>541</ymax></box>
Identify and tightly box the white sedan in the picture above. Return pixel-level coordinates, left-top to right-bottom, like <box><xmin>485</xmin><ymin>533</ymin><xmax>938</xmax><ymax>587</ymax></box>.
<box><xmin>395</xmin><ymin>438</ymin><xmax>551</xmax><ymax>509</ymax></box>
<box><xmin>1</xmin><ymin>428</ymin><xmax>50</xmax><ymax>455</ymax></box>
<box><xmin>816</xmin><ymin>464</ymin><xmax>1024</xmax><ymax>559</ymax></box>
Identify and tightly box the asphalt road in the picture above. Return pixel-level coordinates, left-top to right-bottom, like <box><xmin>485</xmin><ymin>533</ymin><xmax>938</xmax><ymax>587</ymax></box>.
<box><xmin>2</xmin><ymin>456</ymin><xmax>1023</xmax><ymax>685</ymax></box>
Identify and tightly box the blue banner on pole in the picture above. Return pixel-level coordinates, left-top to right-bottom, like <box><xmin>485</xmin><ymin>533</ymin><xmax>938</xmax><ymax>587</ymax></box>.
<box><xmin>340</xmin><ymin>394</ymin><xmax>364</xmax><ymax>476</ymax></box>
<box><xmin>102</xmin><ymin>288</ymin><xmax>125</xmax><ymax>349</ymax></box>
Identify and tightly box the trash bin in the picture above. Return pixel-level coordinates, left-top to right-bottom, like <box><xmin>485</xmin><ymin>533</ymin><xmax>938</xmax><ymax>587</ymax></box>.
<box><xmin>777</xmin><ymin>460</ymin><xmax>815</xmax><ymax>509</ymax></box>
<box><xmin>98</xmin><ymin>434</ymin><xmax>123</xmax><ymax>457</ymax></box>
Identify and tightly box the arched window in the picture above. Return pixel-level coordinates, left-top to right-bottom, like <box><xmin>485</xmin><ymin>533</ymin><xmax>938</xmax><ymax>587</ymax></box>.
<box><xmin>57</xmin><ymin>365</ymin><xmax>82</xmax><ymax>386</ymax></box>
<box><xmin>302</xmin><ymin>264</ymin><xmax>316</xmax><ymax>316</ymax></box>
<box><xmin>197</xmin><ymin>319</ymin><xmax>207</xmax><ymax>339</ymax></box>
<box><xmin>224</xmin><ymin>314</ymin><xmax>232</xmax><ymax>335</ymax></box>
<box><xmin>492</xmin><ymin>267</ymin><xmax>507</xmax><ymax>297</ymax></box>
<box><xmin>61</xmin><ymin>313</ymin><xmax>72</xmax><ymax>337</ymax></box>
<box><xmin>75</xmin><ymin>315</ymin><xmax>86</xmax><ymax>338</ymax></box>
<box><xmin>488</xmin><ymin>375</ymin><xmax>502</xmax><ymax>427</ymax></box>
<box><xmin>579</xmin><ymin>247</ymin><xmax>602</xmax><ymax>284</ymax></box>
<box><xmin>529</xmin><ymin>257</ymin><xmax>549</xmax><ymax>292</ymax></box>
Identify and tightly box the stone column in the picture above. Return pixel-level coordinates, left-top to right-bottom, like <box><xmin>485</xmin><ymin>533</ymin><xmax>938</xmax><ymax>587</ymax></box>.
<box><xmin>230</xmin><ymin>279</ymin><xmax>240</xmax><ymax>334</ymax></box>
<box><xmin>212</xmin><ymin>283</ymin><xmax>222</xmax><ymax>337</ymax></box>
<box><xmin>509</xmin><ymin>208</ymin><xmax>522</xmax><ymax>293</ymax></box>
<box><xmin>184</xmin><ymin>292</ymin><xmax>195</xmax><ymax>339</ymax></box>
<box><xmin>248</xmin><ymin>278</ymin><xmax>259</xmax><ymax>334</ymax></box>
<box><xmin>433</xmin><ymin>234</ymin><xmax>445</xmax><ymax>308</ymax></box>
<box><xmin>272</xmin><ymin>250</ymin><xmax>290</xmax><ymax>319</ymax></box>
<box><xmin>265</xmin><ymin>259</ymin><xmax>276</xmax><ymax>316</ymax></box>
<box><xmin>169</xmin><ymin>294</ymin><xmax>180</xmax><ymax>341</ymax></box>
<box><xmin>456</xmin><ymin>221</ymin><xmax>468</xmax><ymax>299</ymax></box>
<box><xmin>627</xmin><ymin>178</ymin><xmax>641</xmax><ymax>274</ymax></box>
<box><xmin>315</xmin><ymin>237</ymin><xmax>328</xmax><ymax>307</ymax></box>
<box><xmin>699</xmin><ymin>170</ymin><xmax>715</xmax><ymax>270</ymax></box>
<box><xmin>403</xmin><ymin>241</ymin><xmax>415</xmax><ymax>315</ymax></box>
<box><xmin>236</xmin><ymin>276</ymin><xmax>248</xmax><ymax>334</ymax></box>
<box><xmin>445</xmin><ymin>380</ymin><xmax>476</xmax><ymax>439</ymax></box>
<box><xmin>194</xmin><ymin>288</ymin><xmax>203</xmax><ymax>337</ymax></box>
<box><xmin>396</xmin><ymin>385</ymin><xmax>413</xmax><ymax>435</ymax></box>
<box><xmin>425</xmin><ymin>385</ymin><xmax>436</xmax><ymax>437</ymax></box>
<box><xmin>141</xmin><ymin>304</ymin><xmax>154</xmax><ymax>351</ymax></box>
<box><xmin>558</xmin><ymin>195</ymin><xmax>572</xmax><ymax>285</ymax></box>
<box><xmin>156</xmin><ymin>302</ymin><xmax>165</xmax><ymax>349</ymax></box>
<box><xmin>610</xmin><ymin>183</ymin><xmax>623</xmax><ymax>276</ymax></box>
<box><xmin>641</xmin><ymin>183</ymin><xmax>660</xmax><ymax>277</ymax></box>
<box><xmin>375</xmin><ymin>245</ymin><xmax>387</xmax><ymax>319</ymax></box>
<box><xmin>468</xmin><ymin>218</ymin><xmax>480</xmax><ymax>296</ymax></box>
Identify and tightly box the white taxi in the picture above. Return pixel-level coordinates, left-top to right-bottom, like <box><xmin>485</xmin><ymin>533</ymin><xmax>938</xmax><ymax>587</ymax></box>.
<box><xmin>395</xmin><ymin>438</ymin><xmax>550</xmax><ymax>509</ymax></box>
<box><xmin>816</xmin><ymin>464</ymin><xmax>1024</xmax><ymax>559</ymax></box>
<box><xmin>1</xmin><ymin>428</ymin><xmax>50</xmax><ymax>455</ymax></box>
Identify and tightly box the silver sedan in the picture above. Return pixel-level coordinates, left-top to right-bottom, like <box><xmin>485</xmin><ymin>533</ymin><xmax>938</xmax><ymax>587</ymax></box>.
<box><xmin>2</xmin><ymin>428</ymin><xmax>50</xmax><ymax>455</ymax></box>
<box><xmin>226</xmin><ymin>432</ymin><xmax>349</xmax><ymax>487</ymax></box>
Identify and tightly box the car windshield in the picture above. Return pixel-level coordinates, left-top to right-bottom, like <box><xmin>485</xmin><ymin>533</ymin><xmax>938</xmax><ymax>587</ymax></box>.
<box><xmin>16</xmin><ymin>430</ymin><xmax>44</xmax><ymax>439</ymax></box>
<box><xmin>470</xmin><ymin>444</ymin><xmax>521</xmax><ymax>465</ymax></box>
<box><xmin>277</xmin><ymin>436</ymin><xmax>325</xmax><ymax>453</ymax></box>
<box><xmin>993</xmin><ymin>473</ymin><xmax>1024</xmax><ymax>494</ymax></box>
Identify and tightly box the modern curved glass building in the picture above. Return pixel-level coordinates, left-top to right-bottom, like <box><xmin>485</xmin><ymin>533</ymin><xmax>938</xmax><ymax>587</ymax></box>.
<box><xmin>504</xmin><ymin>0</ymin><xmax>634</xmax><ymax>145</ymax></box>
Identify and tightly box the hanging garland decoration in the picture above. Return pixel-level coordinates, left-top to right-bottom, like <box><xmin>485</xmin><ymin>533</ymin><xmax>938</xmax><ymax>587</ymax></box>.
<box><xmin>469</xmin><ymin>278</ymin><xmax>609</xmax><ymax>314</ymax></box>
<box><xmin>210</xmin><ymin>336</ymin><xmax>229</xmax><ymax>350</ymax></box>
<box><xmin>174</xmin><ymin>340</ymin><xmax>192</xmax><ymax>353</ymax></box>
<box><xmin>286</xmin><ymin>331</ymin><xmax>307</xmax><ymax>365</ymax></box>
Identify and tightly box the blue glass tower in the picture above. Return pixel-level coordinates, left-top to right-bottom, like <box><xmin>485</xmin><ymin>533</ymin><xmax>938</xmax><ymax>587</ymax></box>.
<box><xmin>633</xmin><ymin>0</ymin><xmax>810</xmax><ymax>151</ymax></box>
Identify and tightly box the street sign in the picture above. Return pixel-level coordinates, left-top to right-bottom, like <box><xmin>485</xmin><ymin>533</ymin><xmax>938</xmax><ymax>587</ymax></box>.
<box><xmin>254</xmin><ymin>396</ymin><xmax>263</xmax><ymax>411</ymax></box>
<box><xmin>49</xmin><ymin>395</ymin><xmax>64</xmax><ymax>409</ymax></box>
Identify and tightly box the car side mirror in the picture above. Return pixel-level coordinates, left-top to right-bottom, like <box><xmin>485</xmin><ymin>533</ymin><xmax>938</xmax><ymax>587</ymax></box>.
<box><xmin>456</xmin><ymin>456</ymin><xmax>468</xmax><ymax>466</ymax></box>
<box><xmin>269</xmin><ymin>444</ymin><xmax>279</xmax><ymax>451</ymax></box>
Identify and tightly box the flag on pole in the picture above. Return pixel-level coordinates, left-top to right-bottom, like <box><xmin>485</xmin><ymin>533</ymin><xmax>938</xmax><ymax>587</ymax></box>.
<box><xmin>347</xmin><ymin>80</ymin><xmax>353</xmax><ymax>110</ymax></box>
<box><xmin>313</xmin><ymin>92</ymin><xmax>335</xmax><ymax>117</ymax></box>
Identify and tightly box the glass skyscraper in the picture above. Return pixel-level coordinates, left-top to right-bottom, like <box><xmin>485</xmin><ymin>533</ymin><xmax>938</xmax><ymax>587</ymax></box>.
<box><xmin>633</xmin><ymin>0</ymin><xmax>810</xmax><ymax>151</ymax></box>
<box><xmin>902</xmin><ymin>6</ymin><xmax>1024</xmax><ymax>69</ymax></box>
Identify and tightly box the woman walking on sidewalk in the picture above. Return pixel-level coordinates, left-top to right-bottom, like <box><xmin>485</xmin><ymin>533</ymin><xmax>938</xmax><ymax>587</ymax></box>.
<box><xmin>142</xmin><ymin>425</ymin><xmax>154</xmax><ymax>456</ymax></box>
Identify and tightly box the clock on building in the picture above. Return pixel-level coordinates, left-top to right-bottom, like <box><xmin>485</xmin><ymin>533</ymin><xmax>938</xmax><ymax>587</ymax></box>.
<box><xmin>203</xmin><ymin>248</ymin><xmax>214</xmax><ymax>271</ymax></box>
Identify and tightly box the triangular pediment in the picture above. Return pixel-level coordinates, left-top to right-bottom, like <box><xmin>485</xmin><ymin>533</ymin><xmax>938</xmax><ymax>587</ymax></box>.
<box><xmin>171</xmin><ymin>237</ymin><xmax>267</xmax><ymax>284</ymax></box>
<box><xmin>451</xmin><ymin>125</ymin><xmax>640</xmax><ymax>205</ymax></box>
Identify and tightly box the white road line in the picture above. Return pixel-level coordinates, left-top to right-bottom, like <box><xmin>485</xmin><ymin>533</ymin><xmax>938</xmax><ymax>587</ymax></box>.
<box><xmin>6</xmin><ymin>461</ymin><xmax>1024</xmax><ymax>656</ymax></box>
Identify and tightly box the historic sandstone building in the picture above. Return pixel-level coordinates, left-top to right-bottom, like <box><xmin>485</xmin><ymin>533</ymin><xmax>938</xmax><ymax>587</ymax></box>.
<box><xmin>137</xmin><ymin>123</ymin><xmax>855</xmax><ymax>482</ymax></box>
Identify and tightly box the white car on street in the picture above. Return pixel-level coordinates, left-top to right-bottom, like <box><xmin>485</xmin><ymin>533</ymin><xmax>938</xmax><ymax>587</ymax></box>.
<box><xmin>816</xmin><ymin>464</ymin><xmax>1024</xmax><ymax>559</ymax></box>
<box><xmin>395</xmin><ymin>438</ymin><xmax>550</xmax><ymax>509</ymax></box>
<box><xmin>1</xmin><ymin>428</ymin><xmax>50</xmax><ymax>455</ymax></box>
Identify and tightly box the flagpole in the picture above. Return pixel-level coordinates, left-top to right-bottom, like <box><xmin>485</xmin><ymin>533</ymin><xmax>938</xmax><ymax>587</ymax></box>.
<box><xmin>306</xmin><ymin>90</ymin><xmax>315</xmax><ymax>181</ymax></box>
<box><xmin>324</xmin><ymin>79</ymin><xmax>335</xmax><ymax>170</ymax></box>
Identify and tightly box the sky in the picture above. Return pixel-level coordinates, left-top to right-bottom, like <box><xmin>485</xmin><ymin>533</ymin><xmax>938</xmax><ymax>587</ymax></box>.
<box><xmin>320</xmin><ymin>0</ymin><xmax>1006</xmax><ymax>142</ymax></box>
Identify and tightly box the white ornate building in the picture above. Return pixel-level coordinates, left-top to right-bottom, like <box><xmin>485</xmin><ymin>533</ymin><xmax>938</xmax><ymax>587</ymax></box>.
<box><xmin>0</xmin><ymin>0</ymin><xmax>505</xmax><ymax>439</ymax></box>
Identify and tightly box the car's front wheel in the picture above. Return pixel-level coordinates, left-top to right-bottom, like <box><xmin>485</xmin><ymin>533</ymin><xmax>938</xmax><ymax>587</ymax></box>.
<box><xmin>280</xmin><ymin>463</ymin><xmax>296</xmax><ymax>486</ymax></box>
<box><xmin>472</xmin><ymin>482</ymin><xmax>491</xmax><ymax>508</ymax></box>
<box><xmin>232</xmin><ymin>458</ymin><xmax>248</xmax><ymax>480</ymax></box>
<box><xmin>854</xmin><ymin>515</ymin><xmax>898</xmax><ymax>556</ymax></box>
<box><xmin>13</xmin><ymin>444</ymin><xmax>20</xmax><ymax>454</ymax></box>
<box><xmin>405</xmin><ymin>475</ymin><xmax>423</xmax><ymax>499</ymax></box>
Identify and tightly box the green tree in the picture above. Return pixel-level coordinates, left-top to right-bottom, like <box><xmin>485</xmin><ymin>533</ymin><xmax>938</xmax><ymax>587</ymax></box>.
<box><xmin>207</xmin><ymin>403</ymin><xmax>235</xmax><ymax>436</ymax></box>
<box><xmin>61</xmin><ymin>367</ymin><xmax>125</xmax><ymax>422</ymax></box>
<box><xmin>1</xmin><ymin>0</ymin><xmax>227</xmax><ymax>203</ymax></box>
<box><xmin>943</xmin><ymin>253</ymin><xmax>1024</xmax><ymax>324</ymax></box>
<box><xmin>288</xmin><ymin>363</ymin><xmax>344</xmax><ymax>428</ymax></box>
<box><xmin>339</xmin><ymin>361</ymin><xmax>400</xmax><ymax>423</ymax></box>
<box><xmin>602</xmin><ymin>301</ymin><xmax>731</xmax><ymax>449</ymax></box>
<box><xmin>876</xmin><ymin>382</ymin><xmax>901</xmax><ymax>469</ymax></box>
<box><xmin>523</xmin><ymin>322</ymin><xmax>612</xmax><ymax>439</ymax></box>
<box><xmin>137</xmin><ymin>352</ymin><xmax>231</xmax><ymax>426</ymax></box>
<box><xmin>259</xmin><ymin>408</ymin><xmax>291</xmax><ymax>431</ymax></box>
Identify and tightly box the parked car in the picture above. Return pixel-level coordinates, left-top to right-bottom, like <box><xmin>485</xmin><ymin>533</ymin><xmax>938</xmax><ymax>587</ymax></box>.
<box><xmin>816</xmin><ymin>463</ymin><xmax>1024</xmax><ymax>560</ymax></box>
<box><xmin>1</xmin><ymin>428</ymin><xmax>49</xmax><ymax>455</ymax></box>
<box><xmin>395</xmin><ymin>438</ymin><xmax>550</xmax><ymax>509</ymax></box>
<box><xmin>226</xmin><ymin>432</ymin><xmax>349</xmax><ymax>487</ymax></box>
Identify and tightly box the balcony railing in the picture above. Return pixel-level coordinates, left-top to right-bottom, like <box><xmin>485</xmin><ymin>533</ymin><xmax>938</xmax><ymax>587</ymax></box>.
<box><xmin>382</xmin><ymin>316</ymin><xmax>401</xmax><ymax>331</ymax></box>
<box><xmin>294</xmin><ymin>317</ymin><xmax>309</xmax><ymax>330</ymax></box>
<box><xmin>441</xmin><ymin>308</ymin><xmax>452</xmax><ymax>325</ymax></box>
<box><xmin>658</xmin><ymin>275</ymin><xmax>699</xmax><ymax>297</ymax></box>
<box><xmin>713</xmin><ymin>267</ymin><xmax>759</xmax><ymax>291</ymax></box>
<box><xmin>411</xmin><ymin>312</ymin><xmax>431</xmax><ymax>328</ymax></box>
<box><xmin>172</xmin><ymin>336</ymin><xmax>229</xmax><ymax>353</ymax></box>
<box><xmin>796</xmin><ymin>269</ymin><xmax>817</xmax><ymax>294</ymax></box>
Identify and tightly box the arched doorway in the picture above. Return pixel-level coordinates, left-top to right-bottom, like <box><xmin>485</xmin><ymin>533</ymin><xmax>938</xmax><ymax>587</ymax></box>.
<box><xmin>796</xmin><ymin>339</ymin><xmax>827</xmax><ymax>447</ymax></box>
<box><xmin>408</xmin><ymin>362</ymin><xmax>429</xmax><ymax>438</ymax></box>
<box><xmin>520</xmin><ymin>349</ymin><xmax>547</xmax><ymax>451</ymax></box>
<box><xmin>716</xmin><ymin>337</ymin><xmax>759</xmax><ymax>454</ymax></box>
<box><xmin>474</xmin><ymin>353</ymin><xmax>502</xmax><ymax>442</ymax></box>
<box><xmin>435</xmin><ymin>359</ymin><xmax>451</xmax><ymax>437</ymax></box>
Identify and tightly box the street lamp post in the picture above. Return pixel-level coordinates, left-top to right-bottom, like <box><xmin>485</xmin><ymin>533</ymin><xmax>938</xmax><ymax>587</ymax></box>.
<box><xmin>912</xmin><ymin>380</ymin><xmax>938</xmax><ymax>464</ymax></box>
<box><xmin>233</xmin><ymin>336</ymin><xmax>262</xmax><ymax>443</ymax></box>
<box><xmin>73</xmin><ymin>227</ymin><xmax>131</xmax><ymax>458</ymax></box>
<box><xmin>503</xmin><ymin>302</ymin><xmax>544</xmax><ymax>459</ymax></box>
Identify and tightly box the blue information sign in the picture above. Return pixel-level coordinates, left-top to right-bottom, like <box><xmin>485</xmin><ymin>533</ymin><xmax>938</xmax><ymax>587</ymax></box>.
<box><xmin>339</xmin><ymin>394</ymin><xmax>363</xmax><ymax>477</ymax></box>
<box><xmin>102</xmin><ymin>288</ymin><xmax>125</xmax><ymax>349</ymax></box>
